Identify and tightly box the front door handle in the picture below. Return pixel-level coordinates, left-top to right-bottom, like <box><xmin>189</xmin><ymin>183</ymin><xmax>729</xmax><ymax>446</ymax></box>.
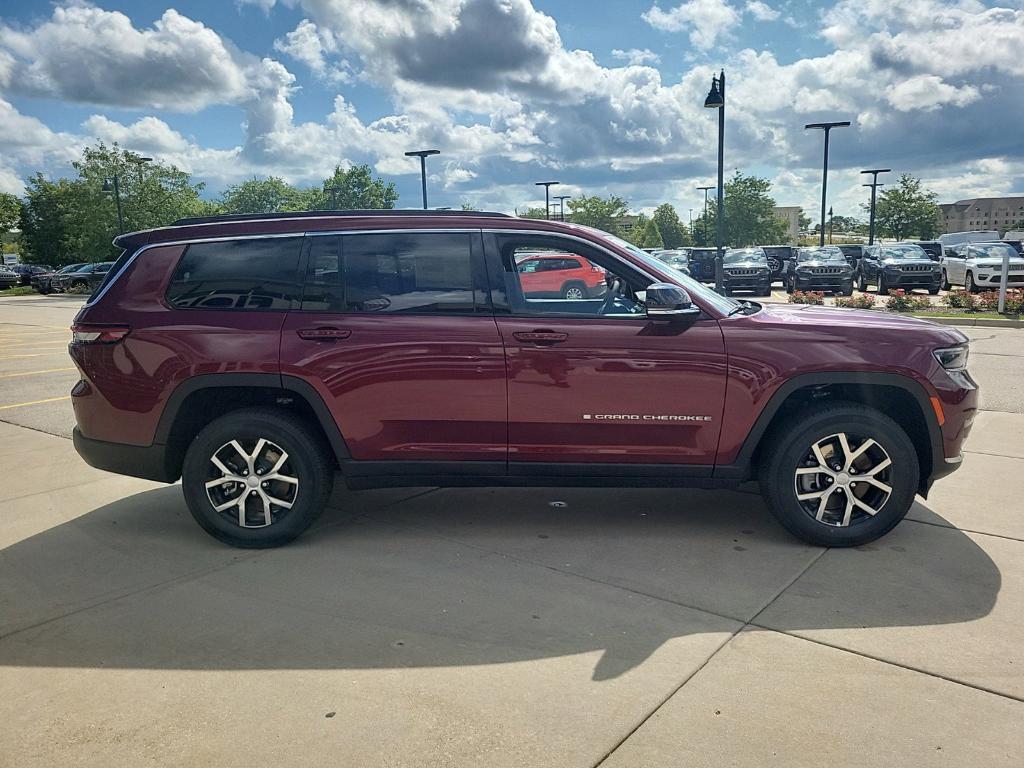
<box><xmin>296</xmin><ymin>327</ymin><xmax>351</xmax><ymax>341</ymax></box>
<box><xmin>513</xmin><ymin>330</ymin><xmax>568</xmax><ymax>345</ymax></box>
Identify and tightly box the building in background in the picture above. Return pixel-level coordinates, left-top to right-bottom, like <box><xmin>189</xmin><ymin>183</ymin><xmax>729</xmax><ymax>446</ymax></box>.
<box><xmin>773</xmin><ymin>206</ymin><xmax>802</xmax><ymax>243</ymax></box>
<box><xmin>939</xmin><ymin>196</ymin><xmax>1024</xmax><ymax>236</ymax></box>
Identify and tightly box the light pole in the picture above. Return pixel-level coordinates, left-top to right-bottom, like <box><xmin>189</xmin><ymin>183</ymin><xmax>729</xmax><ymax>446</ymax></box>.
<box><xmin>861</xmin><ymin>168</ymin><xmax>890</xmax><ymax>245</ymax></box>
<box><xmin>102</xmin><ymin>175</ymin><xmax>124</xmax><ymax>234</ymax></box>
<box><xmin>535</xmin><ymin>181</ymin><xmax>559</xmax><ymax>220</ymax></box>
<box><xmin>828</xmin><ymin>206</ymin><xmax>834</xmax><ymax>244</ymax></box>
<box><xmin>697</xmin><ymin>185</ymin><xmax>713</xmax><ymax>246</ymax></box>
<box><xmin>131</xmin><ymin>155</ymin><xmax>153</xmax><ymax>185</ymax></box>
<box><xmin>805</xmin><ymin>120</ymin><xmax>851</xmax><ymax>246</ymax></box>
<box><xmin>404</xmin><ymin>149</ymin><xmax>440</xmax><ymax>209</ymax></box>
<box><xmin>704</xmin><ymin>70</ymin><xmax>726</xmax><ymax>294</ymax></box>
<box><xmin>554</xmin><ymin>195</ymin><xmax>571</xmax><ymax>222</ymax></box>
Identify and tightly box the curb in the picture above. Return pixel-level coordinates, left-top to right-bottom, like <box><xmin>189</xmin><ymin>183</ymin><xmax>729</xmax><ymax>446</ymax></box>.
<box><xmin>909</xmin><ymin>315</ymin><xmax>1024</xmax><ymax>329</ymax></box>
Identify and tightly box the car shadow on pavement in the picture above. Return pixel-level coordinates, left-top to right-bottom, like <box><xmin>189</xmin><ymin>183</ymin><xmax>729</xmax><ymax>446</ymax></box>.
<box><xmin>0</xmin><ymin>483</ymin><xmax>1001</xmax><ymax>681</ymax></box>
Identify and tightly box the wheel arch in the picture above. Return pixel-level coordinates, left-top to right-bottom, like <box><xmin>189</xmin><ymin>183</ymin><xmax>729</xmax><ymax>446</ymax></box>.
<box><xmin>154</xmin><ymin>373</ymin><xmax>351</xmax><ymax>479</ymax></box>
<box><xmin>716</xmin><ymin>372</ymin><xmax>942</xmax><ymax>495</ymax></box>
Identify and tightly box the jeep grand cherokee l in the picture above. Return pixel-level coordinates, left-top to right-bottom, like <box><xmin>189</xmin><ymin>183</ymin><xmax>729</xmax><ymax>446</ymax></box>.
<box><xmin>858</xmin><ymin>243</ymin><xmax>942</xmax><ymax>295</ymax></box>
<box><xmin>722</xmin><ymin>247</ymin><xmax>772</xmax><ymax>296</ymax></box>
<box><xmin>71</xmin><ymin>210</ymin><xmax>977</xmax><ymax>549</ymax></box>
<box><xmin>784</xmin><ymin>246</ymin><xmax>854</xmax><ymax>295</ymax></box>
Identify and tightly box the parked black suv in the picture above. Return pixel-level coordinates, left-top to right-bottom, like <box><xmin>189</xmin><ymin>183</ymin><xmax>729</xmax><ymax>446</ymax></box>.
<box><xmin>911</xmin><ymin>241</ymin><xmax>943</xmax><ymax>262</ymax></box>
<box><xmin>837</xmin><ymin>245</ymin><xmax>865</xmax><ymax>270</ymax></box>
<box><xmin>686</xmin><ymin>247</ymin><xmax>718</xmax><ymax>282</ymax></box>
<box><xmin>784</xmin><ymin>247</ymin><xmax>854</xmax><ymax>295</ymax></box>
<box><xmin>723</xmin><ymin>247</ymin><xmax>772</xmax><ymax>295</ymax></box>
<box><xmin>858</xmin><ymin>244</ymin><xmax>942</xmax><ymax>295</ymax></box>
<box><xmin>761</xmin><ymin>246</ymin><xmax>795</xmax><ymax>284</ymax></box>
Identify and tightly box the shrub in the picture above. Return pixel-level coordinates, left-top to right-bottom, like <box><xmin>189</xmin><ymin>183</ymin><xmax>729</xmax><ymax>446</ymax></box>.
<box><xmin>941</xmin><ymin>289</ymin><xmax>978</xmax><ymax>311</ymax></box>
<box><xmin>834</xmin><ymin>294</ymin><xmax>877</xmax><ymax>309</ymax></box>
<box><xmin>788</xmin><ymin>290</ymin><xmax>825</xmax><ymax>305</ymax></box>
<box><xmin>65</xmin><ymin>283</ymin><xmax>93</xmax><ymax>295</ymax></box>
<box><xmin>885</xmin><ymin>289</ymin><xmax>931</xmax><ymax>312</ymax></box>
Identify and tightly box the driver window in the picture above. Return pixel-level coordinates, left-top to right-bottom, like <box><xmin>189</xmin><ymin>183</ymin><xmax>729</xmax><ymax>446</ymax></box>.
<box><xmin>499</xmin><ymin>237</ymin><xmax>646</xmax><ymax>317</ymax></box>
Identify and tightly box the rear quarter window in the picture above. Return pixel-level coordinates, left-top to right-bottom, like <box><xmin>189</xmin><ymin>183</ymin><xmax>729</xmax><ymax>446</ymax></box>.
<box><xmin>167</xmin><ymin>237</ymin><xmax>303</xmax><ymax>310</ymax></box>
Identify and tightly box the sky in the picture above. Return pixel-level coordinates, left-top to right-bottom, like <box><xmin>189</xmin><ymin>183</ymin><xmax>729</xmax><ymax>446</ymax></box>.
<box><xmin>0</xmin><ymin>0</ymin><xmax>1022</xmax><ymax>220</ymax></box>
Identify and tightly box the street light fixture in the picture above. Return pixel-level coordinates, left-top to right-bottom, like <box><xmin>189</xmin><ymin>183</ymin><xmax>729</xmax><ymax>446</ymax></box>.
<box><xmin>696</xmin><ymin>185</ymin><xmax>713</xmax><ymax>246</ymax></box>
<box><xmin>102</xmin><ymin>176</ymin><xmax>124</xmax><ymax>234</ymax></box>
<box><xmin>828</xmin><ymin>206</ymin><xmax>834</xmax><ymax>244</ymax></box>
<box><xmin>554</xmin><ymin>195</ymin><xmax>571</xmax><ymax>222</ymax></box>
<box><xmin>404</xmin><ymin>149</ymin><xmax>440</xmax><ymax>209</ymax></box>
<box><xmin>704</xmin><ymin>69</ymin><xmax>726</xmax><ymax>294</ymax></box>
<box><xmin>805</xmin><ymin>120</ymin><xmax>851</xmax><ymax>246</ymax></box>
<box><xmin>861</xmin><ymin>168</ymin><xmax>890</xmax><ymax>245</ymax></box>
<box><xmin>535</xmin><ymin>181</ymin><xmax>559</xmax><ymax>220</ymax></box>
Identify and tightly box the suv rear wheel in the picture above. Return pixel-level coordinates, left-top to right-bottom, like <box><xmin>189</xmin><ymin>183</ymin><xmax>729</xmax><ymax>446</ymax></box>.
<box><xmin>758</xmin><ymin>403</ymin><xmax>918</xmax><ymax>547</ymax></box>
<box><xmin>561</xmin><ymin>281</ymin><xmax>586</xmax><ymax>300</ymax></box>
<box><xmin>182</xmin><ymin>408</ymin><xmax>333</xmax><ymax>548</ymax></box>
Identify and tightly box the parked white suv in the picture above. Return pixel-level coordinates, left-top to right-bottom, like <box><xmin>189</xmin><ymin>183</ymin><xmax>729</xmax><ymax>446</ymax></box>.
<box><xmin>941</xmin><ymin>242</ymin><xmax>1024</xmax><ymax>292</ymax></box>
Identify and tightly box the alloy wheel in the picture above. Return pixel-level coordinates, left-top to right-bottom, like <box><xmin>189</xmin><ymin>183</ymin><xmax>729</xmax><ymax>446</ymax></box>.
<box><xmin>793</xmin><ymin>432</ymin><xmax>893</xmax><ymax>527</ymax></box>
<box><xmin>204</xmin><ymin>438</ymin><xmax>298</xmax><ymax>528</ymax></box>
<box><xmin>564</xmin><ymin>286</ymin><xmax>584</xmax><ymax>300</ymax></box>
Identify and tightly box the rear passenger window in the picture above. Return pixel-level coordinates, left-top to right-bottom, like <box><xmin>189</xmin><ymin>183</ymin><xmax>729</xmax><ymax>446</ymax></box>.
<box><xmin>300</xmin><ymin>232</ymin><xmax>478</xmax><ymax>313</ymax></box>
<box><xmin>167</xmin><ymin>237</ymin><xmax>303</xmax><ymax>310</ymax></box>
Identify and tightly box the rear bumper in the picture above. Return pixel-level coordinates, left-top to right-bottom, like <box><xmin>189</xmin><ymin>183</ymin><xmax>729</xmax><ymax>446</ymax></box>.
<box><xmin>73</xmin><ymin>427</ymin><xmax>178</xmax><ymax>483</ymax></box>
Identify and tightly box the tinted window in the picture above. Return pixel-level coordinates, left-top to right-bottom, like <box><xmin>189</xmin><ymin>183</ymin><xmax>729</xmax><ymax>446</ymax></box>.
<box><xmin>300</xmin><ymin>232</ymin><xmax>478</xmax><ymax>314</ymax></box>
<box><xmin>167</xmin><ymin>237</ymin><xmax>302</xmax><ymax>310</ymax></box>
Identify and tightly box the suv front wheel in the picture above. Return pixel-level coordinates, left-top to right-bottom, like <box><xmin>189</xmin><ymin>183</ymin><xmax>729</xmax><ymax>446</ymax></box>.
<box><xmin>758</xmin><ymin>403</ymin><xmax>918</xmax><ymax>547</ymax></box>
<box><xmin>182</xmin><ymin>408</ymin><xmax>334</xmax><ymax>548</ymax></box>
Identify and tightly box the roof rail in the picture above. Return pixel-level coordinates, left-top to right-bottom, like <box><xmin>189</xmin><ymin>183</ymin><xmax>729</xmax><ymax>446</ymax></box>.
<box><xmin>171</xmin><ymin>209</ymin><xmax>512</xmax><ymax>226</ymax></box>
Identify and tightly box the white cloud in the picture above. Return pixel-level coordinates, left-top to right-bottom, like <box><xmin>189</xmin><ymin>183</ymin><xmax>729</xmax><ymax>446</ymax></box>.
<box><xmin>612</xmin><ymin>48</ymin><xmax>661</xmax><ymax>66</ymax></box>
<box><xmin>273</xmin><ymin>19</ymin><xmax>352</xmax><ymax>82</ymax></box>
<box><xmin>81</xmin><ymin>115</ymin><xmax>191</xmax><ymax>154</ymax></box>
<box><xmin>885</xmin><ymin>75</ymin><xmax>980</xmax><ymax>111</ymax></box>
<box><xmin>745</xmin><ymin>1</ymin><xmax>780</xmax><ymax>21</ymax></box>
<box><xmin>642</xmin><ymin>0</ymin><xmax>741</xmax><ymax>49</ymax></box>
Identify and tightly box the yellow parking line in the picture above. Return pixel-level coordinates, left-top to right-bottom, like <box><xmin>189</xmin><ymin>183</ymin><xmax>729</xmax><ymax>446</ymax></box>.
<box><xmin>0</xmin><ymin>341</ymin><xmax>69</xmax><ymax>349</ymax></box>
<box><xmin>0</xmin><ymin>367</ymin><xmax>76</xmax><ymax>379</ymax></box>
<box><xmin>0</xmin><ymin>395</ymin><xmax>71</xmax><ymax>411</ymax></box>
<box><xmin>0</xmin><ymin>353</ymin><xmax>61</xmax><ymax>360</ymax></box>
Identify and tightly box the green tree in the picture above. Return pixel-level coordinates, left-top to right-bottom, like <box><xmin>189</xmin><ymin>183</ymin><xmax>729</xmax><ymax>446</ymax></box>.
<box><xmin>651</xmin><ymin>203</ymin><xmax>688</xmax><ymax>248</ymax></box>
<box><xmin>565</xmin><ymin>195</ymin><xmax>630</xmax><ymax>234</ymax></box>
<box><xmin>318</xmin><ymin>164</ymin><xmax>397</xmax><ymax>210</ymax></box>
<box><xmin>19</xmin><ymin>175</ymin><xmax>77</xmax><ymax>265</ymax></box>
<box><xmin>872</xmin><ymin>174</ymin><xmax>941</xmax><ymax>240</ymax></box>
<box><xmin>518</xmin><ymin>206</ymin><xmax>549</xmax><ymax>219</ymax></box>
<box><xmin>219</xmin><ymin>177</ymin><xmax>309</xmax><ymax>214</ymax></box>
<box><xmin>636</xmin><ymin>216</ymin><xmax>665</xmax><ymax>249</ymax></box>
<box><xmin>700</xmin><ymin>172</ymin><xmax>788</xmax><ymax>246</ymax></box>
<box><xmin>0</xmin><ymin>193</ymin><xmax>20</xmax><ymax>238</ymax></box>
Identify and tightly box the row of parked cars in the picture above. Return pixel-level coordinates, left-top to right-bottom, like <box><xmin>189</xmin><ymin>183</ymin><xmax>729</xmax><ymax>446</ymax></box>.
<box><xmin>647</xmin><ymin>237</ymin><xmax>1024</xmax><ymax>296</ymax></box>
<box><xmin>10</xmin><ymin>262</ymin><xmax>115</xmax><ymax>294</ymax></box>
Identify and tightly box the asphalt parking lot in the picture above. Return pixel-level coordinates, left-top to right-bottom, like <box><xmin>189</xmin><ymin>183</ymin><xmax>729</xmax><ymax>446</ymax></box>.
<box><xmin>1</xmin><ymin>292</ymin><xmax>1023</xmax><ymax>766</ymax></box>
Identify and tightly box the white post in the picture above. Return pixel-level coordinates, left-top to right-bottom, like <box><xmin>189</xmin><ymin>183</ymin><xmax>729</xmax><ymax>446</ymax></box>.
<box><xmin>998</xmin><ymin>246</ymin><xmax>1010</xmax><ymax>314</ymax></box>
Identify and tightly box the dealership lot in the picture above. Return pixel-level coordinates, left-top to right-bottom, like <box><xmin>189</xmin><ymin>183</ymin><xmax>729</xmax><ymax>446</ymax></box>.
<box><xmin>1</xmin><ymin>293</ymin><xmax>1023</xmax><ymax>766</ymax></box>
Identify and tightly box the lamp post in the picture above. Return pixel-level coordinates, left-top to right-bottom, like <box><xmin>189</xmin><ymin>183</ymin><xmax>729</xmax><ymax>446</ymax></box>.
<box><xmin>131</xmin><ymin>155</ymin><xmax>153</xmax><ymax>184</ymax></box>
<box><xmin>102</xmin><ymin>175</ymin><xmax>124</xmax><ymax>234</ymax></box>
<box><xmin>535</xmin><ymin>181</ymin><xmax>559</xmax><ymax>220</ymax></box>
<box><xmin>696</xmin><ymin>185</ymin><xmax>713</xmax><ymax>246</ymax></box>
<box><xmin>554</xmin><ymin>195</ymin><xmax>571</xmax><ymax>222</ymax></box>
<box><xmin>404</xmin><ymin>149</ymin><xmax>440</xmax><ymax>209</ymax></box>
<box><xmin>804</xmin><ymin>120</ymin><xmax>851</xmax><ymax>246</ymax></box>
<box><xmin>704</xmin><ymin>70</ymin><xmax>726</xmax><ymax>294</ymax></box>
<box><xmin>860</xmin><ymin>168</ymin><xmax>890</xmax><ymax>245</ymax></box>
<box><xmin>828</xmin><ymin>206</ymin><xmax>834</xmax><ymax>244</ymax></box>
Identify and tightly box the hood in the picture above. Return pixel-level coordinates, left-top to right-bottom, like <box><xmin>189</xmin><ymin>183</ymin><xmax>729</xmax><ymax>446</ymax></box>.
<box><xmin>724</xmin><ymin>261</ymin><xmax>767</xmax><ymax>270</ymax></box>
<box><xmin>742</xmin><ymin>302</ymin><xmax>967</xmax><ymax>343</ymax></box>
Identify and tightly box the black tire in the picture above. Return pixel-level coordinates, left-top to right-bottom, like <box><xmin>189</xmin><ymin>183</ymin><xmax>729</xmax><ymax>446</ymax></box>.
<box><xmin>876</xmin><ymin>273</ymin><xmax>887</xmax><ymax>296</ymax></box>
<box><xmin>561</xmin><ymin>281</ymin><xmax>586</xmax><ymax>300</ymax></box>
<box><xmin>928</xmin><ymin>285</ymin><xmax>940</xmax><ymax>296</ymax></box>
<box><xmin>940</xmin><ymin>269</ymin><xmax>951</xmax><ymax>291</ymax></box>
<box><xmin>785</xmin><ymin>277</ymin><xmax>794</xmax><ymax>294</ymax></box>
<box><xmin>841</xmin><ymin>283</ymin><xmax>854</xmax><ymax>297</ymax></box>
<box><xmin>966</xmin><ymin>271</ymin><xmax>978</xmax><ymax>293</ymax></box>
<box><xmin>858</xmin><ymin>272</ymin><xmax>868</xmax><ymax>292</ymax></box>
<box><xmin>181</xmin><ymin>408</ymin><xmax>334</xmax><ymax>548</ymax></box>
<box><xmin>757</xmin><ymin>402</ymin><xmax>919</xmax><ymax>547</ymax></box>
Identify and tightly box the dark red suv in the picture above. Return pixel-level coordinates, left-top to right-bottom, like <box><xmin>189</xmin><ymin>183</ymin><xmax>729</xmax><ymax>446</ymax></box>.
<box><xmin>71</xmin><ymin>210</ymin><xmax>977</xmax><ymax>549</ymax></box>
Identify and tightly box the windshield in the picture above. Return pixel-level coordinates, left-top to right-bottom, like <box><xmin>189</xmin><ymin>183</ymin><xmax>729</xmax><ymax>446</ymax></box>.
<box><xmin>882</xmin><ymin>245</ymin><xmax>927</xmax><ymax>260</ymax></box>
<box><xmin>724</xmin><ymin>248</ymin><xmax>767</xmax><ymax>265</ymax></box>
<box><xmin>973</xmin><ymin>244</ymin><xmax>1017</xmax><ymax>259</ymax></box>
<box><xmin>798</xmin><ymin>247</ymin><xmax>846</xmax><ymax>263</ymax></box>
<box><xmin>601</xmin><ymin>232</ymin><xmax>741</xmax><ymax>316</ymax></box>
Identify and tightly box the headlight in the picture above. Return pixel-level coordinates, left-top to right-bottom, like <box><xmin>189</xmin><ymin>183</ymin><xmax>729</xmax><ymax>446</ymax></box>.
<box><xmin>933</xmin><ymin>344</ymin><xmax>969</xmax><ymax>371</ymax></box>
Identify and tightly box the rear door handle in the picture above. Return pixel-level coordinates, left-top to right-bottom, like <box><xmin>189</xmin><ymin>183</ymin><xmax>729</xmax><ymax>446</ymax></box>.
<box><xmin>513</xmin><ymin>330</ymin><xmax>568</xmax><ymax>345</ymax></box>
<box><xmin>296</xmin><ymin>328</ymin><xmax>351</xmax><ymax>341</ymax></box>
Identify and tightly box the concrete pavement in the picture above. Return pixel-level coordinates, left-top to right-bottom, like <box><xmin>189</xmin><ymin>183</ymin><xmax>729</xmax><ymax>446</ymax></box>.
<box><xmin>1</xmin><ymin>294</ymin><xmax>1022</xmax><ymax>766</ymax></box>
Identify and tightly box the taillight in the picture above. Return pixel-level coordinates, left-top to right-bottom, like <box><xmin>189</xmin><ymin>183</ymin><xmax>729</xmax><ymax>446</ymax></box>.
<box><xmin>71</xmin><ymin>324</ymin><xmax>130</xmax><ymax>344</ymax></box>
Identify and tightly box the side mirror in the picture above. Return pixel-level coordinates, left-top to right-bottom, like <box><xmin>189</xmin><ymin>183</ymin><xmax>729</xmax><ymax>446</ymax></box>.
<box><xmin>645</xmin><ymin>283</ymin><xmax>700</xmax><ymax>321</ymax></box>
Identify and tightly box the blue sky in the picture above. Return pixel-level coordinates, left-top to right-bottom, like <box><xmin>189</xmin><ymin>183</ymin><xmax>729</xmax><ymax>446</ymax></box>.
<box><xmin>1</xmin><ymin>1</ymin><xmax>1022</xmax><ymax>218</ymax></box>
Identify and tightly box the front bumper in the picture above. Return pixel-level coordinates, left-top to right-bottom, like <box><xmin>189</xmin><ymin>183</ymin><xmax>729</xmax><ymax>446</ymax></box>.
<box><xmin>724</xmin><ymin>277</ymin><xmax>772</xmax><ymax>291</ymax></box>
<box><xmin>794</xmin><ymin>276</ymin><xmax>853</xmax><ymax>292</ymax></box>
<box><xmin>971</xmin><ymin>273</ymin><xmax>1024</xmax><ymax>287</ymax></box>
<box><xmin>73</xmin><ymin>427</ymin><xmax>178</xmax><ymax>483</ymax></box>
<box><xmin>886</xmin><ymin>271</ymin><xmax>942</xmax><ymax>289</ymax></box>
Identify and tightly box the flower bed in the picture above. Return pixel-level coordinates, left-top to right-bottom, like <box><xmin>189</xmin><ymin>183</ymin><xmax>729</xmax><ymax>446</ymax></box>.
<box><xmin>834</xmin><ymin>294</ymin><xmax>877</xmax><ymax>309</ymax></box>
<box><xmin>787</xmin><ymin>290</ymin><xmax>824</xmax><ymax>305</ymax></box>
